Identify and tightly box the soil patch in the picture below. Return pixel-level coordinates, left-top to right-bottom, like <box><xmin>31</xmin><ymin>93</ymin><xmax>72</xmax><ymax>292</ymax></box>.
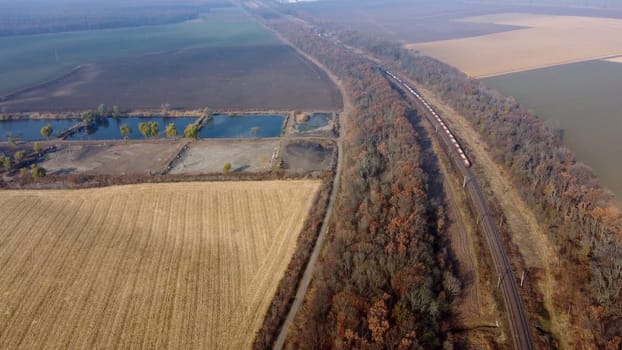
<box><xmin>40</xmin><ymin>140</ymin><xmax>182</xmax><ymax>175</ymax></box>
<box><xmin>170</xmin><ymin>138</ymin><xmax>278</xmax><ymax>174</ymax></box>
<box><xmin>281</xmin><ymin>140</ymin><xmax>334</xmax><ymax>174</ymax></box>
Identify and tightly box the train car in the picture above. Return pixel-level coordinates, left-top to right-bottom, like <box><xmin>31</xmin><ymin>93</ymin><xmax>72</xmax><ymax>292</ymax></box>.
<box><xmin>382</xmin><ymin>67</ymin><xmax>472</xmax><ymax>168</ymax></box>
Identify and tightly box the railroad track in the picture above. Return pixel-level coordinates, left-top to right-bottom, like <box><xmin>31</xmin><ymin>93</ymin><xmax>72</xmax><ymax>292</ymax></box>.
<box><xmin>383</xmin><ymin>70</ymin><xmax>535</xmax><ymax>350</ymax></box>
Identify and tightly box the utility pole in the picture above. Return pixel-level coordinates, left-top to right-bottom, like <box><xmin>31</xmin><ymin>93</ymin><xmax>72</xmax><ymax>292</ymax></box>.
<box><xmin>520</xmin><ymin>271</ymin><xmax>526</xmax><ymax>287</ymax></box>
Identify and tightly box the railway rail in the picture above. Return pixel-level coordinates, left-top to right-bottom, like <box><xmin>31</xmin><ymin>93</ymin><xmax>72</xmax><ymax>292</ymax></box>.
<box><xmin>382</xmin><ymin>69</ymin><xmax>536</xmax><ymax>350</ymax></box>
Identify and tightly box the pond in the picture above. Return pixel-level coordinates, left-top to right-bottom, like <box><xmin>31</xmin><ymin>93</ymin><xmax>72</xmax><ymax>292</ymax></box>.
<box><xmin>199</xmin><ymin>114</ymin><xmax>284</xmax><ymax>138</ymax></box>
<box><xmin>68</xmin><ymin>117</ymin><xmax>198</xmax><ymax>140</ymax></box>
<box><xmin>0</xmin><ymin>115</ymin><xmax>285</xmax><ymax>141</ymax></box>
<box><xmin>296</xmin><ymin>112</ymin><xmax>331</xmax><ymax>133</ymax></box>
<box><xmin>0</xmin><ymin>118</ymin><xmax>81</xmax><ymax>141</ymax></box>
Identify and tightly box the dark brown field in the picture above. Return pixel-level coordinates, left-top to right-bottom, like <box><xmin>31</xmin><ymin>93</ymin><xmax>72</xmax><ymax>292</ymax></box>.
<box><xmin>0</xmin><ymin>45</ymin><xmax>342</xmax><ymax>113</ymax></box>
<box><xmin>281</xmin><ymin>141</ymin><xmax>334</xmax><ymax>174</ymax></box>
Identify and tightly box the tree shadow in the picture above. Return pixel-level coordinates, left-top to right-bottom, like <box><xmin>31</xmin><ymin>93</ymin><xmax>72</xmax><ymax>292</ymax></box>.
<box><xmin>233</xmin><ymin>164</ymin><xmax>250</xmax><ymax>173</ymax></box>
<box><xmin>51</xmin><ymin>168</ymin><xmax>76</xmax><ymax>175</ymax></box>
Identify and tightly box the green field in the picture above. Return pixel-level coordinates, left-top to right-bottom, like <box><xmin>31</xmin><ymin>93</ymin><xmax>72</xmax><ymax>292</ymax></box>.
<box><xmin>0</xmin><ymin>20</ymin><xmax>278</xmax><ymax>95</ymax></box>
<box><xmin>482</xmin><ymin>60</ymin><xmax>622</xmax><ymax>201</ymax></box>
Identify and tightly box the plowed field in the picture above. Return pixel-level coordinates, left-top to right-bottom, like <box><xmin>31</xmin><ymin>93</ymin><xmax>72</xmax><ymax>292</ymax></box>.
<box><xmin>408</xmin><ymin>13</ymin><xmax>622</xmax><ymax>77</ymax></box>
<box><xmin>0</xmin><ymin>181</ymin><xmax>320</xmax><ymax>349</ymax></box>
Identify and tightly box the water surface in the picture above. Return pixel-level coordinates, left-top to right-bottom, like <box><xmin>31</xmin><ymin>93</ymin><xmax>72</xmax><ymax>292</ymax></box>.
<box><xmin>0</xmin><ymin>118</ymin><xmax>80</xmax><ymax>141</ymax></box>
<box><xmin>296</xmin><ymin>113</ymin><xmax>331</xmax><ymax>133</ymax></box>
<box><xmin>68</xmin><ymin>117</ymin><xmax>198</xmax><ymax>140</ymax></box>
<box><xmin>199</xmin><ymin>114</ymin><xmax>284</xmax><ymax>138</ymax></box>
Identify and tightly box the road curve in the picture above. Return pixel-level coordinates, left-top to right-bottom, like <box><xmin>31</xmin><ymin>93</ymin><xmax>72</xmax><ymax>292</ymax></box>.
<box><xmin>385</xmin><ymin>71</ymin><xmax>536</xmax><ymax>350</ymax></box>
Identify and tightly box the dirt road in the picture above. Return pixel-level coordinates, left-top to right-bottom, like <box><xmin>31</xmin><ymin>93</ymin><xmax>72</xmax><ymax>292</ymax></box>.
<box><xmin>232</xmin><ymin>2</ymin><xmax>351</xmax><ymax>348</ymax></box>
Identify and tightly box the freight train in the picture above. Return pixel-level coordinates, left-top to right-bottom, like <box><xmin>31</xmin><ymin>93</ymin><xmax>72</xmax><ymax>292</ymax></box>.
<box><xmin>383</xmin><ymin>69</ymin><xmax>472</xmax><ymax>168</ymax></box>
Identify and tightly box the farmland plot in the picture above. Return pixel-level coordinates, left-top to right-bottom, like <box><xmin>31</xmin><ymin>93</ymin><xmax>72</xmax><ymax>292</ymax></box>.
<box><xmin>482</xmin><ymin>59</ymin><xmax>622</xmax><ymax>201</ymax></box>
<box><xmin>408</xmin><ymin>13</ymin><xmax>622</xmax><ymax>77</ymax></box>
<box><xmin>0</xmin><ymin>181</ymin><xmax>320</xmax><ymax>349</ymax></box>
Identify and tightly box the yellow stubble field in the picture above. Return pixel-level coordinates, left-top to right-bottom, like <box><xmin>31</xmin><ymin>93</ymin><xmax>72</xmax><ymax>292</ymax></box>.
<box><xmin>0</xmin><ymin>181</ymin><xmax>320</xmax><ymax>349</ymax></box>
<box><xmin>407</xmin><ymin>13</ymin><xmax>622</xmax><ymax>77</ymax></box>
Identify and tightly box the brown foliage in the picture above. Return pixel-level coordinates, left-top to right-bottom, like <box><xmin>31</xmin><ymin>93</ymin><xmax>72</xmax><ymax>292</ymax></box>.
<box><xmin>328</xmin><ymin>24</ymin><xmax>622</xmax><ymax>344</ymax></box>
<box><xmin>259</xmin><ymin>16</ymin><xmax>458</xmax><ymax>349</ymax></box>
<box><xmin>367</xmin><ymin>294</ymin><xmax>390</xmax><ymax>344</ymax></box>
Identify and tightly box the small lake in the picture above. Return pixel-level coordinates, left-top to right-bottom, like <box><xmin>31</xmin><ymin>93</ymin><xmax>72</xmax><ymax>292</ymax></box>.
<box><xmin>0</xmin><ymin>115</ymin><xmax>285</xmax><ymax>141</ymax></box>
<box><xmin>0</xmin><ymin>119</ymin><xmax>81</xmax><ymax>141</ymax></box>
<box><xmin>296</xmin><ymin>113</ymin><xmax>331</xmax><ymax>133</ymax></box>
<box><xmin>199</xmin><ymin>114</ymin><xmax>284</xmax><ymax>138</ymax></box>
<box><xmin>68</xmin><ymin>117</ymin><xmax>198</xmax><ymax>140</ymax></box>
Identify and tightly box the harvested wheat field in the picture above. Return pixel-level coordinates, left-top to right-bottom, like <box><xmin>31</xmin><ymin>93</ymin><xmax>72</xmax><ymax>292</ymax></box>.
<box><xmin>408</xmin><ymin>13</ymin><xmax>622</xmax><ymax>77</ymax></box>
<box><xmin>0</xmin><ymin>181</ymin><xmax>320</xmax><ymax>349</ymax></box>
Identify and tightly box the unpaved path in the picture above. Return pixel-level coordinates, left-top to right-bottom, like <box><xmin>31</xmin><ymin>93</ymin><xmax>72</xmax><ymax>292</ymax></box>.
<box><xmin>440</xmin><ymin>159</ymin><xmax>482</xmax><ymax>319</ymax></box>
<box><xmin>233</xmin><ymin>2</ymin><xmax>351</xmax><ymax>348</ymax></box>
<box><xmin>264</xmin><ymin>23</ymin><xmax>351</xmax><ymax>350</ymax></box>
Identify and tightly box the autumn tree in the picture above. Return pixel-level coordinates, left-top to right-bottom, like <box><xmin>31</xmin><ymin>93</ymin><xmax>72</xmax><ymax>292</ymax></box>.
<box><xmin>13</xmin><ymin>150</ymin><xmax>25</xmax><ymax>163</ymax></box>
<box><xmin>0</xmin><ymin>155</ymin><xmax>11</xmax><ymax>171</ymax></box>
<box><xmin>81</xmin><ymin>110</ymin><xmax>96</xmax><ymax>125</ymax></box>
<box><xmin>149</xmin><ymin>121</ymin><xmax>159</xmax><ymax>137</ymax></box>
<box><xmin>184</xmin><ymin>124</ymin><xmax>199</xmax><ymax>139</ymax></box>
<box><xmin>30</xmin><ymin>164</ymin><xmax>46</xmax><ymax>178</ymax></box>
<box><xmin>165</xmin><ymin>123</ymin><xmax>177</xmax><ymax>139</ymax></box>
<box><xmin>223</xmin><ymin>162</ymin><xmax>232</xmax><ymax>174</ymax></box>
<box><xmin>40</xmin><ymin>124</ymin><xmax>53</xmax><ymax>139</ymax></box>
<box><xmin>119</xmin><ymin>124</ymin><xmax>131</xmax><ymax>140</ymax></box>
<box><xmin>329</xmin><ymin>20</ymin><xmax>622</xmax><ymax>343</ymax></box>
<box><xmin>138</xmin><ymin>122</ymin><xmax>150</xmax><ymax>138</ymax></box>
<box><xmin>367</xmin><ymin>294</ymin><xmax>390</xmax><ymax>344</ymax></box>
<box><xmin>254</xmin><ymin>18</ymin><xmax>456</xmax><ymax>348</ymax></box>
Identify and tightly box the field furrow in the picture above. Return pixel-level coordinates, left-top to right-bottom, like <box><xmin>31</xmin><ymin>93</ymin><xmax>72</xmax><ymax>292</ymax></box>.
<box><xmin>0</xmin><ymin>181</ymin><xmax>319</xmax><ymax>349</ymax></box>
<box><xmin>1</xmin><ymin>198</ymin><xmax>90</xmax><ymax>348</ymax></box>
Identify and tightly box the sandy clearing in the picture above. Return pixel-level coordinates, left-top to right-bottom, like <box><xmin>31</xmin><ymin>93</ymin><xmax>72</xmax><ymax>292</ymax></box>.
<box><xmin>41</xmin><ymin>141</ymin><xmax>184</xmax><ymax>176</ymax></box>
<box><xmin>281</xmin><ymin>141</ymin><xmax>335</xmax><ymax>174</ymax></box>
<box><xmin>407</xmin><ymin>13</ymin><xmax>622</xmax><ymax>77</ymax></box>
<box><xmin>170</xmin><ymin>139</ymin><xmax>279</xmax><ymax>174</ymax></box>
<box><xmin>0</xmin><ymin>181</ymin><xmax>320</xmax><ymax>349</ymax></box>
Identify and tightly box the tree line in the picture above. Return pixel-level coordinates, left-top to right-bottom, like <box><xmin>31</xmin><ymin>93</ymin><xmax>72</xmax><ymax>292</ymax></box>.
<box><xmin>0</xmin><ymin>142</ymin><xmax>46</xmax><ymax>179</ymax></box>
<box><xmin>254</xmin><ymin>17</ymin><xmax>460</xmax><ymax>349</ymax></box>
<box><xmin>325</xmin><ymin>24</ymin><xmax>622</xmax><ymax>347</ymax></box>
